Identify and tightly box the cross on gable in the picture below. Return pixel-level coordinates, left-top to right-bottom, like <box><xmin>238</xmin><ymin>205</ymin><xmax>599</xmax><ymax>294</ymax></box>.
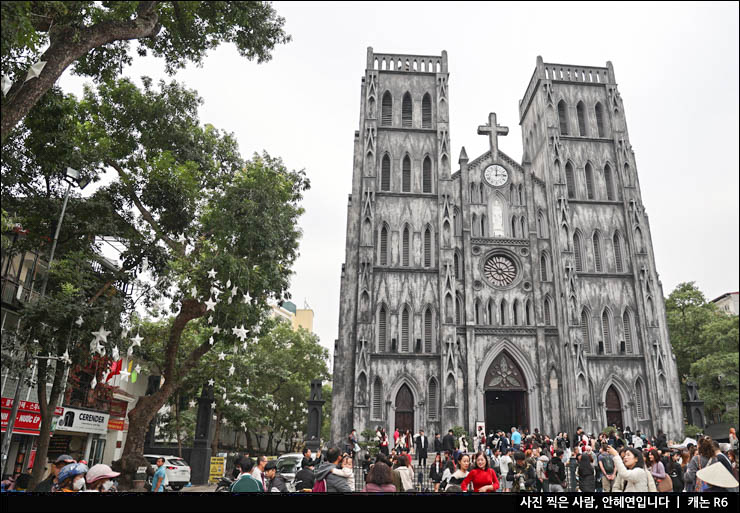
<box><xmin>477</xmin><ymin>112</ymin><xmax>509</xmax><ymax>161</ymax></box>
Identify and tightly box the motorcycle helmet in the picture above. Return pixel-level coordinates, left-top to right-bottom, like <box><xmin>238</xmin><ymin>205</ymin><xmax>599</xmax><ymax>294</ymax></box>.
<box><xmin>86</xmin><ymin>464</ymin><xmax>120</xmax><ymax>484</ymax></box>
<box><xmin>57</xmin><ymin>463</ymin><xmax>89</xmax><ymax>485</ymax></box>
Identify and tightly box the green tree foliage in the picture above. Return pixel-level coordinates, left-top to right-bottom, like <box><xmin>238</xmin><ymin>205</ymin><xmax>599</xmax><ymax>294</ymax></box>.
<box><xmin>1</xmin><ymin>1</ymin><xmax>291</xmax><ymax>141</ymax></box>
<box><xmin>666</xmin><ymin>282</ymin><xmax>739</xmax><ymax>426</ymax></box>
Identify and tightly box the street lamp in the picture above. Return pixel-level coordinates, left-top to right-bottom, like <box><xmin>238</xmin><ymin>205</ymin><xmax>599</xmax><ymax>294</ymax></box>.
<box><xmin>0</xmin><ymin>167</ymin><xmax>89</xmax><ymax>475</ymax></box>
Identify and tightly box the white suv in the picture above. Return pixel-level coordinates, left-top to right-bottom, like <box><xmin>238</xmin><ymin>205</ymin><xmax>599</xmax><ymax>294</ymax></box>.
<box><xmin>144</xmin><ymin>454</ymin><xmax>191</xmax><ymax>491</ymax></box>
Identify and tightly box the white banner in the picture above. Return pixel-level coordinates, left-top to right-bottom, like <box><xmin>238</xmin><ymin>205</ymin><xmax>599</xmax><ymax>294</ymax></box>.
<box><xmin>55</xmin><ymin>406</ymin><xmax>109</xmax><ymax>435</ymax></box>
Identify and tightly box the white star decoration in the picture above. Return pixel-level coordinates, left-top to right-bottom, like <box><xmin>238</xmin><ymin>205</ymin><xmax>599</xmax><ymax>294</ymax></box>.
<box><xmin>242</xmin><ymin>292</ymin><xmax>252</xmax><ymax>304</ymax></box>
<box><xmin>241</xmin><ymin>421</ymin><xmax>246</xmax><ymax>429</ymax></box>
<box><xmin>205</xmin><ymin>297</ymin><xmax>217</xmax><ymax>311</ymax></box>
<box><xmin>211</xmin><ymin>402</ymin><xmax>216</xmax><ymax>409</ymax></box>
<box><xmin>1</xmin><ymin>75</ymin><xmax>12</xmax><ymax>97</ymax></box>
<box><xmin>208</xmin><ymin>336</ymin><xmax>214</xmax><ymax>346</ymax></box>
<box><xmin>130</xmin><ymin>333</ymin><xmax>143</xmax><ymax>347</ymax></box>
<box><xmin>230</xmin><ymin>285</ymin><xmax>239</xmax><ymax>297</ymax></box>
<box><xmin>24</xmin><ymin>60</ymin><xmax>46</xmax><ymax>82</ymax></box>
<box><xmin>222</xmin><ymin>393</ymin><xmax>227</xmax><ymax>400</ymax></box>
<box><xmin>218</xmin><ymin>352</ymin><xmax>226</xmax><ymax>361</ymax></box>
<box><xmin>208</xmin><ymin>315</ymin><xmax>214</xmax><ymax>324</ymax></box>
<box><xmin>75</xmin><ymin>316</ymin><xmax>84</xmax><ymax>327</ymax></box>
<box><xmin>225</xmin><ymin>399</ymin><xmax>230</xmax><ymax>405</ymax></box>
<box><xmin>91</xmin><ymin>376</ymin><xmax>97</xmax><ymax>389</ymax></box>
<box><xmin>213</xmin><ymin>326</ymin><xmax>221</xmax><ymax>335</ymax></box>
<box><xmin>232</xmin><ymin>345</ymin><xmax>238</xmax><ymax>354</ymax></box>
<box><xmin>120</xmin><ymin>369</ymin><xmax>131</xmax><ymax>382</ymax></box>
<box><xmin>228</xmin><ymin>364</ymin><xmax>235</xmax><ymax>376</ymax></box>
<box><xmin>189</xmin><ymin>400</ymin><xmax>196</xmax><ymax>408</ymax></box>
<box><xmin>112</xmin><ymin>346</ymin><xmax>120</xmax><ymax>360</ymax></box>
<box><xmin>134</xmin><ymin>364</ymin><xmax>142</xmax><ymax>373</ymax></box>
<box><xmin>60</xmin><ymin>351</ymin><xmax>72</xmax><ymax>365</ymax></box>
<box><xmin>242</xmin><ymin>341</ymin><xmax>248</xmax><ymax>351</ymax></box>
<box><xmin>235</xmin><ymin>386</ymin><xmax>241</xmax><ymax>393</ymax></box>
<box><xmin>208</xmin><ymin>379</ymin><xmax>215</xmax><ymax>386</ymax></box>
<box><xmin>191</xmin><ymin>286</ymin><xmax>198</xmax><ymax>298</ymax></box>
<box><xmin>92</xmin><ymin>325</ymin><xmax>111</xmax><ymax>344</ymax></box>
<box><xmin>226</xmin><ymin>279</ymin><xmax>231</xmax><ymax>288</ymax></box>
<box><xmin>208</xmin><ymin>268</ymin><xmax>217</xmax><ymax>279</ymax></box>
<box><xmin>127</xmin><ymin>346</ymin><xmax>134</xmax><ymax>356</ymax></box>
<box><xmin>221</xmin><ymin>417</ymin><xmax>228</xmax><ymax>424</ymax></box>
<box><xmin>232</xmin><ymin>325</ymin><xmax>248</xmax><ymax>342</ymax></box>
<box><xmin>213</xmin><ymin>414</ymin><xmax>217</xmax><ymax>420</ymax></box>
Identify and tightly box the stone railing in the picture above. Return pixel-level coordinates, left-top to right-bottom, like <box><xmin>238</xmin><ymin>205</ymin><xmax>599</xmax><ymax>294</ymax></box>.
<box><xmin>367</xmin><ymin>47</ymin><xmax>447</xmax><ymax>74</ymax></box>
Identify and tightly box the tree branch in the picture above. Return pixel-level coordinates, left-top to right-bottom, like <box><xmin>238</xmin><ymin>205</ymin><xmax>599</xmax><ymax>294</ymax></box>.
<box><xmin>107</xmin><ymin>160</ymin><xmax>185</xmax><ymax>256</ymax></box>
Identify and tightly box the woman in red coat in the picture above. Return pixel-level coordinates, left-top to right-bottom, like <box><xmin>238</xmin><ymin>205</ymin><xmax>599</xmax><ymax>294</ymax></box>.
<box><xmin>461</xmin><ymin>452</ymin><xmax>500</xmax><ymax>492</ymax></box>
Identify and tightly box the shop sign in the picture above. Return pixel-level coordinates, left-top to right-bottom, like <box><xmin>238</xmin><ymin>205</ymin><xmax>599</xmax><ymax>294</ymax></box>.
<box><xmin>1</xmin><ymin>397</ymin><xmax>64</xmax><ymax>415</ymax></box>
<box><xmin>1</xmin><ymin>409</ymin><xmax>42</xmax><ymax>435</ymax></box>
<box><xmin>55</xmin><ymin>406</ymin><xmax>109</xmax><ymax>435</ymax></box>
<box><xmin>107</xmin><ymin>418</ymin><xmax>126</xmax><ymax>431</ymax></box>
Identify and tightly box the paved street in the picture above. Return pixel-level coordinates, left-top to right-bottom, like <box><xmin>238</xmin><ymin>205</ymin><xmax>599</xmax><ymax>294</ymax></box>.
<box><xmin>181</xmin><ymin>484</ymin><xmax>217</xmax><ymax>493</ymax></box>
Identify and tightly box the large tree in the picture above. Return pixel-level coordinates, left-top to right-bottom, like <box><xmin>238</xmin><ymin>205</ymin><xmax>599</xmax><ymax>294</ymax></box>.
<box><xmin>1</xmin><ymin>1</ymin><xmax>290</xmax><ymax>142</ymax></box>
<box><xmin>666</xmin><ymin>282</ymin><xmax>739</xmax><ymax>425</ymax></box>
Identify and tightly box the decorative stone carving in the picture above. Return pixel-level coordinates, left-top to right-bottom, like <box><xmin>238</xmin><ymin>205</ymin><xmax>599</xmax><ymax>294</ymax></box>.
<box><xmin>484</xmin><ymin>353</ymin><xmax>526</xmax><ymax>390</ymax></box>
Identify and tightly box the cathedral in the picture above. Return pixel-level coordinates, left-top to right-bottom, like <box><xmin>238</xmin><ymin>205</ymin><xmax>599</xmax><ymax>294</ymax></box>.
<box><xmin>330</xmin><ymin>48</ymin><xmax>683</xmax><ymax>445</ymax></box>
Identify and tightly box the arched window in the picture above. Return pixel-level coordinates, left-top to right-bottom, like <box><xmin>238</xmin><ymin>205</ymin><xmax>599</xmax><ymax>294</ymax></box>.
<box><xmin>512</xmin><ymin>299</ymin><xmax>520</xmax><ymax>325</ymax></box>
<box><xmin>601</xmin><ymin>309</ymin><xmax>612</xmax><ymax>353</ymax></box>
<box><xmin>511</xmin><ymin>216</ymin><xmax>517</xmax><ymax>238</ymax></box>
<box><xmin>455</xmin><ymin>295</ymin><xmax>463</xmax><ymax>325</ymax></box>
<box><xmin>540</xmin><ymin>252</ymin><xmax>549</xmax><ymax>281</ymax></box>
<box><xmin>647</xmin><ymin>296</ymin><xmax>655</xmax><ymax>325</ymax></box>
<box><xmin>581</xmin><ymin>308</ymin><xmax>591</xmax><ymax>352</ymax></box>
<box><xmin>578</xmin><ymin>374</ymin><xmax>589</xmax><ymax>407</ymax></box>
<box><xmin>357</xmin><ymin>372</ymin><xmax>367</xmax><ymax>405</ymax></box>
<box><xmin>613</xmin><ymin>232</ymin><xmax>624</xmax><ymax>272</ymax></box>
<box><xmin>604</xmin><ymin>164</ymin><xmax>615</xmax><ymax>200</ymax></box>
<box><xmin>623</xmin><ymin>309</ymin><xmax>633</xmax><ymax>353</ymax></box>
<box><xmin>381</xmin><ymin>154</ymin><xmax>391</xmax><ymax>191</ymax></box>
<box><xmin>488</xmin><ymin>300</ymin><xmax>495</xmax><ymax>325</ymax></box>
<box><xmin>520</xmin><ymin>217</ymin><xmax>526</xmax><ymax>239</ymax></box>
<box><xmin>480</xmin><ymin>215</ymin><xmax>487</xmax><ymax>237</ymax></box>
<box><xmin>518</xmin><ymin>184</ymin><xmax>524</xmax><ymax>205</ymax></box>
<box><xmin>424</xmin><ymin>227</ymin><xmax>432</xmax><ymax>267</ymax></box>
<box><xmin>537</xmin><ymin>210</ymin><xmax>545</xmax><ymax>237</ymax></box>
<box><xmin>378</xmin><ymin>305</ymin><xmax>387</xmax><ymax>352</ymax></box>
<box><xmin>470</xmin><ymin>183</ymin><xmax>477</xmax><ymax>203</ymax></box>
<box><xmin>475</xmin><ymin>299</ymin><xmax>482</xmax><ymax>324</ymax></box>
<box><xmin>454</xmin><ymin>251</ymin><xmax>461</xmax><ymax>279</ymax></box>
<box><xmin>372</xmin><ymin>377</ymin><xmax>382</xmax><ymax>419</ymax></box>
<box><xmin>445</xmin><ymin>294</ymin><xmax>453</xmax><ymax>324</ymax></box>
<box><xmin>379</xmin><ymin>225</ymin><xmax>388</xmax><ymax>265</ymax></box>
<box><xmin>422</xmin><ymin>156</ymin><xmax>432</xmax><ymax>193</ymax></box>
<box><xmin>525</xmin><ymin>300</ymin><xmax>533</xmax><ymax>325</ymax></box>
<box><xmin>635</xmin><ymin>378</ymin><xmax>646</xmax><ymax>419</ymax></box>
<box><xmin>472</xmin><ymin>213</ymin><xmax>478</xmax><ymax>237</ymax></box>
<box><xmin>402</xmin><ymin>92</ymin><xmax>412</xmax><ymax>127</ymax></box>
<box><xmin>402</xmin><ymin>155</ymin><xmax>411</xmax><ymax>192</ymax></box>
<box><xmin>401</xmin><ymin>306</ymin><xmax>410</xmax><ymax>352</ymax></box>
<box><xmin>558</xmin><ymin>100</ymin><xmax>569</xmax><ymax>135</ymax></box>
<box><xmin>424</xmin><ymin>308</ymin><xmax>433</xmax><ymax>352</ymax></box>
<box><xmin>360</xmin><ymin>291</ymin><xmax>370</xmax><ymax>321</ymax></box>
<box><xmin>565</xmin><ymin>162</ymin><xmax>576</xmax><ymax>199</ymax></box>
<box><xmin>574</xmin><ymin>231</ymin><xmax>583</xmax><ymax>271</ymax></box>
<box><xmin>635</xmin><ymin>227</ymin><xmax>645</xmax><ymax>253</ymax></box>
<box><xmin>585</xmin><ymin>163</ymin><xmax>595</xmax><ymax>199</ymax></box>
<box><xmin>428</xmin><ymin>378</ymin><xmax>438</xmax><ymax>420</ymax></box>
<box><xmin>422</xmin><ymin>93</ymin><xmax>432</xmax><ymax>128</ymax></box>
<box><xmin>445</xmin><ymin>374</ymin><xmax>456</xmax><ymax>406</ymax></box>
<box><xmin>595</xmin><ymin>102</ymin><xmax>605</xmax><ymax>137</ymax></box>
<box><xmin>577</xmin><ymin>101</ymin><xmax>587</xmax><ymax>136</ymax></box>
<box><xmin>544</xmin><ymin>296</ymin><xmax>553</xmax><ymax>325</ymax></box>
<box><xmin>402</xmin><ymin>226</ymin><xmax>410</xmax><ymax>266</ymax></box>
<box><xmin>500</xmin><ymin>299</ymin><xmax>508</xmax><ymax>325</ymax></box>
<box><xmin>381</xmin><ymin>91</ymin><xmax>392</xmax><ymax>126</ymax></box>
<box><xmin>593</xmin><ymin>232</ymin><xmax>603</xmax><ymax>272</ymax></box>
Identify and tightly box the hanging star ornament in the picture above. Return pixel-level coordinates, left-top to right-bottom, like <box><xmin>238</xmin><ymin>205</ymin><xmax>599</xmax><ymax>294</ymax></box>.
<box><xmin>208</xmin><ymin>379</ymin><xmax>215</xmax><ymax>386</ymax></box>
<box><xmin>134</xmin><ymin>364</ymin><xmax>142</xmax><ymax>374</ymax></box>
<box><xmin>235</xmin><ymin>386</ymin><xmax>242</xmax><ymax>393</ymax></box>
<box><xmin>75</xmin><ymin>316</ymin><xmax>84</xmax><ymax>327</ymax></box>
<box><xmin>208</xmin><ymin>268</ymin><xmax>217</xmax><ymax>279</ymax></box>
<box><xmin>230</xmin><ymin>285</ymin><xmax>239</xmax><ymax>297</ymax></box>
<box><xmin>91</xmin><ymin>376</ymin><xmax>98</xmax><ymax>389</ymax></box>
<box><xmin>24</xmin><ymin>61</ymin><xmax>46</xmax><ymax>82</ymax></box>
<box><xmin>120</xmin><ymin>369</ymin><xmax>131</xmax><ymax>382</ymax></box>
<box><xmin>226</xmin><ymin>279</ymin><xmax>232</xmax><ymax>288</ymax></box>
<box><xmin>222</xmin><ymin>393</ymin><xmax>227</xmax><ymax>400</ymax></box>
<box><xmin>211</xmin><ymin>402</ymin><xmax>216</xmax><ymax>409</ymax></box>
<box><xmin>225</xmin><ymin>399</ymin><xmax>231</xmax><ymax>405</ymax></box>
<box><xmin>127</xmin><ymin>346</ymin><xmax>134</xmax><ymax>357</ymax></box>
<box><xmin>242</xmin><ymin>341</ymin><xmax>248</xmax><ymax>351</ymax></box>
<box><xmin>209</xmin><ymin>336</ymin><xmax>215</xmax><ymax>346</ymax></box>
<box><xmin>1</xmin><ymin>75</ymin><xmax>12</xmax><ymax>97</ymax></box>
<box><xmin>208</xmin><ymin>315</ymin><xmax>214</xmax><ymax>324</ymax></box>
<box><xmin>130</xmin><ymin>332</ymin><xmax>143</xmax><ymax>347</ymax></box>
<box><xmin>191</xmin><ymin>286</ymin><xmax>198</xmax><ymax>298</ymax></box>
<box><xmin>221</xmin><ymin>417</ymin><xmax>228</xmax><ymax>425</ymax></box>
<box><xmin>189</xmin><ymin>400</ymin><xmax>196</xmax><ymax>408</ymax></box>
<box><xmin>60</xmin><ymin>350</ymin><xmax>72</xmax><ymax>366</ymax></box>
<box><xmin>232</xmin><ymin>325</ymin><xmax>248</xmax><ymax>342</ymax></box>
<box><xmin>92</xmin><ymin>325</ymin><xmax>111</xmax><ymax>344</ymax></box>
<box><xmin>242</xmin><ymin>292</ymin><xmax>252</xmax><ymax>304</ymax></box>
<box><xmin>218</xmin><ymin>352</ymin><xmax>226</xmax><ymax>361</ymax></box>
<box><xmin>241</xmin><ymin>421</ymin><xmax>246</xmax><ymax>429</ymax></box>
<box><xmin>112</xmin><ymin>346</ymin><xmax>120</xmax><ymax>360</ymax></box>
<box><xmin>205</xmin><ymin>297</ymin><xmax>217</xmax><ymax>311</ymax></box>
<box><xmin>228</xmin><ymin>364</ymin><xmax>235</xmax><ymax>376</ymax></box>
<box><xmin>213</xmin><ymin>326</ymin><xmax>221</xmax><ymax>335</ymax></box>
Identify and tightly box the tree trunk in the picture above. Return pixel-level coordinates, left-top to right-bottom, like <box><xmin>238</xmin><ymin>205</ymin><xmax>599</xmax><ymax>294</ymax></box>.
<box><xmin>211</xmin><ymin>410</ymin><xmax>221</xmax><ymax>454</ymax></box>
<box><xmin>267</xmin><ymin>430</ymin><xmax>274</xmax><ymax>455</ymax></box>
<box><xmin>245</xmin><ymin>429</ymin><xmax>254</xmax><ymax>453</ymax></box>
<box><xmin>28</xmin><ymin>344</ymin><xmax>67</xmax><ymax>490</ymax></box>
<box><xmin>175</xmin><ymin>393</ymin><xmax>182</xmax><ymax>458</ymax></box>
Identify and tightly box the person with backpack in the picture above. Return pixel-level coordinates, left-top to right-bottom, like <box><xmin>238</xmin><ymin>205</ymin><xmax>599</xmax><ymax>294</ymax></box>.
<box><xmin>547</xmin><ymin>450</ymin><xmax>567</xmax><ymax>492</ymax></box>
<box><xmin>313</xmin><ymin>447</ymin><xmax>352</xmax><ymax>492</ymax></box>
<box><xmin>598</xmin><ymin>443</ymin><xmax>616</xmax><ymax>492</ymax></box>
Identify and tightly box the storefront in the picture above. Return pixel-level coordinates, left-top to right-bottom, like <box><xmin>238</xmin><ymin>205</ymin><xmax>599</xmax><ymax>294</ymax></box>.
<box><xmin>1</xmin><ymin>398</ymin><xmax>63</xmax><ymax>477</ymax></box>
<box><xmin>51</xmin><ymin>405</ymin><xmax>109</xmax><ymax>466</ymax></box>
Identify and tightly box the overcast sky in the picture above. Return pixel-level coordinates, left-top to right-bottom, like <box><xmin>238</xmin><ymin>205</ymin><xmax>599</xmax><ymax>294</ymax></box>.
<box><xmin>58</xmin><ymin>1</ymin><xmax>739</xmax><ymax>367</ymax></box>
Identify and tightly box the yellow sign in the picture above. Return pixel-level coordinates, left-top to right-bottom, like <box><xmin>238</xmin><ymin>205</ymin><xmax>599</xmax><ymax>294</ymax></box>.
<box><xmin>209</xmin><ymin>456</ymin><xmax>226</xmax><ymax>484</ymax></box>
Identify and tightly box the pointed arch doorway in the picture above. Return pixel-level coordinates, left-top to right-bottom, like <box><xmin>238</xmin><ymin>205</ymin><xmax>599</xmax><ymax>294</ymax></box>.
<box><xmin>484</xmin><ymin>352</ymin><xmax>529</xmax><ymax>433</ymax></box>
<box><xmin>395</xmin><ymin>384</ymin><xmax>414</xmax><ymax>433</ymax></box>
<box><xmin>605</xmin><ymin>386</ymin><xmax>623</xmax><ymax>429</ymax></box>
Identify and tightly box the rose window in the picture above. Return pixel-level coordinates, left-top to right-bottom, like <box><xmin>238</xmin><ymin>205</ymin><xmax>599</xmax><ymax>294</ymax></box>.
<box><xmin>483</xmin><ymin>255</ymin><xmax>517</xmax><ymax>287</ymax></box>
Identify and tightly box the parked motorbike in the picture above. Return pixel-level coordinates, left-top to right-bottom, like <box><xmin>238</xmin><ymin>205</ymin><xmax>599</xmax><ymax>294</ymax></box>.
<box><xmin>215</xmin><ymin>476</ymin><xmax>233</xmax><ymax>492</ymax></box>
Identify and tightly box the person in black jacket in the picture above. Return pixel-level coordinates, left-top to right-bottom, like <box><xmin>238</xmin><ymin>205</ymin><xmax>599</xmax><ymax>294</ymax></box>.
<box><xmin>415</xmin><ymin>430</ymin><xmax>429</xmax><ymax>467</ymax></box>
<box><xmin>264</xmin><ymin>461</ymin><xmax>289</xmax><ymax>492</ymax></box>
<box><xmin>433</xmin><ymin>433</ymin><xmax>443</xmax><ymax>454</ymax></box>
<box><xmin>294</xmin><ymin>458</ymin><xmax>316</xmax><ymax>491</ymax></box>
<box><xmin>32</xmin><ymin>454</ymin><xmax>76</xmax><ymax>492</ymax></box>
<box><xmin>577</xmin><ymin>450</ymin><xmax>596</xmax><ymax>492</ymax></box>
<box><xmin>508</xmin><ymin>452</ymin><xmax>537</xmax><ymax>492</ymax></box>
<box><xmin>429</xmin><ymin>453</ymin><xmax>444</xmax><ymax>492</ymax></box>
<box><xmin>667</xmin><ymin>451</ymin><xmax>684</xmax><ymax>492</ymax></box>
<box><xmin>548</xmin><ymin>450</ymin><xmax>567</xmax><ymax>492</ymax></box>
<box><xmin>442</xmin><ymin>430</ymin><xmax>456</xmax><ymax>454</ymax></box>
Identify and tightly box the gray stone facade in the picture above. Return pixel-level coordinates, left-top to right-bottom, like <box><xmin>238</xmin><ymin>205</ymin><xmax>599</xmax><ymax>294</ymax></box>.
<box><xmin>330</xmin><ymin>49</ymin><xmax>683</xmax><ymax>445</ymax></box>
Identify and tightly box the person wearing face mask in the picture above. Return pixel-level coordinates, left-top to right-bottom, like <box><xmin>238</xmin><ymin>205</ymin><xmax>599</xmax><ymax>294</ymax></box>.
<box><xmin>85</xmin><ymin>464</ymin><xmax>120</xmax><ymax>492</ymax></box>
<box><xmin>54</xmin><ymin>463</ymin><xmax>89</xmax><ymax>492</ymax></box>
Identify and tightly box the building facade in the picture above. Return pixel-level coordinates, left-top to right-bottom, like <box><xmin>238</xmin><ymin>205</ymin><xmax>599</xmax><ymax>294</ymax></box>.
<box><xmin>331</xmin><ymin>49</ymin><xmax>683</xmax><ymax>444</ymax></box>
<box><xmin>711</xmin><ymin>292</ymin><xmax>739</xmax><ymax>316</ymax></box>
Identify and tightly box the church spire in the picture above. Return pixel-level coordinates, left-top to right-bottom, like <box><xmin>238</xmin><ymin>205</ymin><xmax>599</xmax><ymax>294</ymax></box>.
<box><xmin>458</xmin><ymin>146</ymin><xmax>468</xmax><ymax>164</ymax></box>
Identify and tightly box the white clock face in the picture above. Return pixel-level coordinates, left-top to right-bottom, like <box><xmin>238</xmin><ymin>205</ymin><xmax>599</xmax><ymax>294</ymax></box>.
<box><xmin>484</xmin><ymin>164</ymin><xmax>509</xmax><ymax>187</ymax></box>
